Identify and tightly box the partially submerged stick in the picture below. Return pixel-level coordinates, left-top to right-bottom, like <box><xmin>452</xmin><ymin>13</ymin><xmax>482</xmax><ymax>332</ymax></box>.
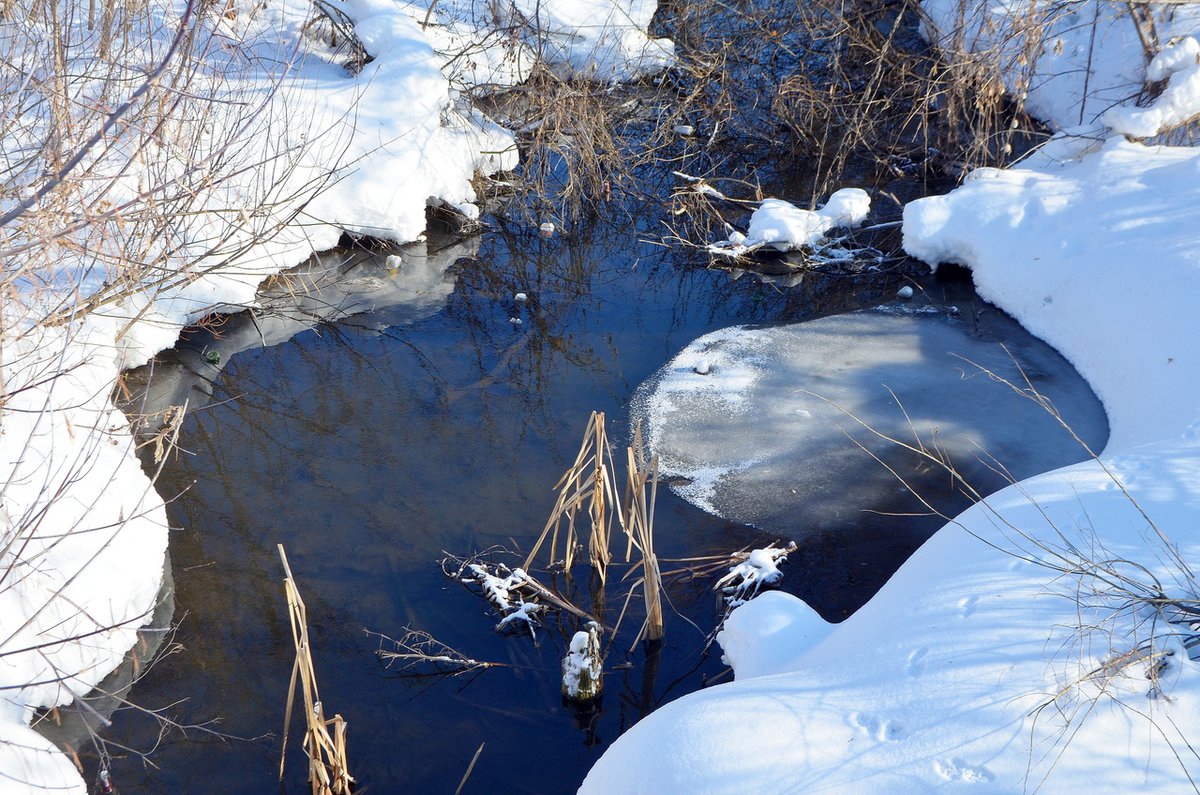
<box><xmin>443</xmin><ymin>552</ymin><xmax>598</xmax><ymax>624</ymax></box>
<box><xmin>367</xmin><ymin>627</ymin><xmax>503</xmax><ymax>677</ymax></box>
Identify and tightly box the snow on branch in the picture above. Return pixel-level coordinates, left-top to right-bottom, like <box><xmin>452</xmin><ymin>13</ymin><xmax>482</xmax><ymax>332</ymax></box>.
<box><xmin>442</xmin><ymin>550</ymin><xmax>595</xmax><ymax>640</ymax></box>
<box><xmin>706</xmin><ymin>190</ymin><xmax>871</xmax><ymax>259</ymax></box>
<box><xmin>714</xmin><ymin>542</ymin><xmax>798</xmax><ymax>606</ymax></box>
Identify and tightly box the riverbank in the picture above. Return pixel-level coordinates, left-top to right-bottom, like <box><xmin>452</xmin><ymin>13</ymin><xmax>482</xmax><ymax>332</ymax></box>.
<box><xmin>582</xmin><ymin>15</ymin><xmax>1200</xmax><ymax>795</ymax></box>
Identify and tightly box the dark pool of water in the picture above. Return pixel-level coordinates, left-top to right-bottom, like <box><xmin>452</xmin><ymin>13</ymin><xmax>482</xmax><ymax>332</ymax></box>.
<box><xmin>96</xmin><ymin>217</ymin><xmax>1103</xmax><ymax>794</ymax></box>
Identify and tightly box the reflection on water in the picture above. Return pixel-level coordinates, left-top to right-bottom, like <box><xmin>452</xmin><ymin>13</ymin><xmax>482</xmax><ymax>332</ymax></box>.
<box><xmin>102</xmin><ymin>217</ymin><xmax>1095</xmax><ymax>793</ymax></box>
<box><xmin>124</xmin><ymin>236</ymin><xmax>478</xmax><ymax>425</ymax></box>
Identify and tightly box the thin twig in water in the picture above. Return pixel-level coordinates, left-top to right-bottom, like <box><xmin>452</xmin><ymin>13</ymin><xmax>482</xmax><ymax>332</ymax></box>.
<box><xmin>366</xmin><ymin>627</ymin><xmax>504</xmax><ymax>677</ymax></box>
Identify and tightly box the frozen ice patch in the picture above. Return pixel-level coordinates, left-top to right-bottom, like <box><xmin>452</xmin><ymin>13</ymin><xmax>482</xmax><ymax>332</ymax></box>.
<box><xmin>630</xmin><ymin>311</ymin><xmax>1107</xmax><ymax>534</ymax></box>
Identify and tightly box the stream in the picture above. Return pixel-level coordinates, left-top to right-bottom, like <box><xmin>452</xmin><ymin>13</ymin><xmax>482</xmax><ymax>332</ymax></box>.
<box><xmin>95</xmin><ymin>210</ymin><xmax>1107</xmax><ymax>792</ymax></box>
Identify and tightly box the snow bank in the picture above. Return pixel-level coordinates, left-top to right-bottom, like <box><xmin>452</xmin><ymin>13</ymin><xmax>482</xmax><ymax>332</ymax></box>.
<box><xmin>0</xmin><ymin>0</ymin><xmax>670</xmax><ymax>787</ymax></box>
<box><xmin>0</xmin><ymin>699</ymin><xmax>83</xmax><ymax>794</ymax></box>
<box><xmin>905</xmin><ymin>135</ymin><xmax>1199</xmax><ymax>451</ymax></box>
<box><xmin>508</xmin><ymin>0</ymin><xmax>673</xmax><ymax>81</ymax></box>
<box><xmin>715</xmin><ymin>591</ymin><xmax>831</xmax><ymax>679</ymax></box>
<box><xmin>920</xmin><ymin>0</ymin><xmax>1200</xmax><ymax>130</ymax></box>
<box><xmin>1103</xmin><ymin>37</ymin><xmax>1200</xmax><ymax>138</ymax></box>
<box><xmin>419</xmin><ymin>0</ymin><xmax>672</xmax><ymax>85</ymax></box>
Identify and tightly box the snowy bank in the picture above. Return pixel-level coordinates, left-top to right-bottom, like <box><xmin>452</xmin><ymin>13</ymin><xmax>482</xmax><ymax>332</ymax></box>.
<box><xmin>0</xmin><ymin>0</ymin><xmax>669</xmax><ymax>788</ymax></box>
<box><xmin>583</xmin><ymin>28</ymin><xmax>1200</xmax><ymax>795</ymax></box>
<box><xmin>920</xmin><ymin>0</ymin><xmax>1200</xmax><ymax>130</ymax></box>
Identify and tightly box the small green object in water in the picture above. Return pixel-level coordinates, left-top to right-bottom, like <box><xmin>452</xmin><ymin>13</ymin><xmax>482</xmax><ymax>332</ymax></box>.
<box><xmin>203</xmin><ymin>350</ymin><xmax>220</xmax><ymax>365</ymax></box>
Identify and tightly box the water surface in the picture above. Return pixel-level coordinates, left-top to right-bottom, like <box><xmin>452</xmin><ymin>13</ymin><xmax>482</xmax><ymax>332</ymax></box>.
<box><xmin>102</xmin><ymin>220</ymin><xmax>1104</xmax><ymax>793</ymax></box>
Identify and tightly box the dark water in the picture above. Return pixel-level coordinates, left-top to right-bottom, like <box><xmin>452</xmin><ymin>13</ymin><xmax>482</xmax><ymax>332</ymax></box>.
<box><xmin>94</xmin><ymin>217</ymin><xmax>1104</xmax><ymax>794</ymax></box>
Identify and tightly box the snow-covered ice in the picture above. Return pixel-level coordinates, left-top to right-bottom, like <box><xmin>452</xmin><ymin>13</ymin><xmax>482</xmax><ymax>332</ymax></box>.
<box><xmin>630</xmin><ymin>311</ymin><xmax>1108</xmax><ymax>536</ymax></box>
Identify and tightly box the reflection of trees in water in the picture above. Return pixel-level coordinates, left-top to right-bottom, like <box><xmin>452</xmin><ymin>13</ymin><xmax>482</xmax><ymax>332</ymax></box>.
<box><xmin>130</xmin><ymin>199</ymin><xmax>916</xmax><ymax>470</ymax></box>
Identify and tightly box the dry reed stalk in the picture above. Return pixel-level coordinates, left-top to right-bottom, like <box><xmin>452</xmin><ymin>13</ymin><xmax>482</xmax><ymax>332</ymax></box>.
<box><xmin>523</xmin><ymin>411</ymin><xmax>623</xmax><ymax>583</ymax></box>
<box><xmin>454</xmin><ymin>742</ymin><xmax>486</xmax><ymax>795</ymax></box>
<box><xmin>624</xmin><ymin>422</ymin><xmax>663</xmax><ymax>642</ymax></box>
<box><xmin>278</xmin><ymin>545</ymin><xmax>355</xmax><ymax>795</ymax></box>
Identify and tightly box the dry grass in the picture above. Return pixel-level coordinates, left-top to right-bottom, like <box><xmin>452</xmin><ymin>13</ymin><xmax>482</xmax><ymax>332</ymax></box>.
<box><xmin>278</xmin><ymin>545</ymin><xmax>355</xmax><ymax>795</ymax></box>
<box><xmin>772</xmin><ymin>0</ymin><xmax>1025</xmax><ymax>195</ymax></box>
<box><xmin>481</xmin><ymin>65</ymin><xmax>631</xmax><ymax>225</ymax></box>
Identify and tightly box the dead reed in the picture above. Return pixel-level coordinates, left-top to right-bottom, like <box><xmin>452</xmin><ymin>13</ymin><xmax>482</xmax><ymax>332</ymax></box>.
<box><xmin>523</xmin><ymin>411</ymin><xmax>623</xmax><ymax>583</ymax></box>
<box><xmin>623</xmin><ymin>422</ymin><xmax>664</xmax><ymax>642</ymax></box>
<box><xmin>278</xmin><ymin>545</ymin><xmax>355</xmax><ymax>795</ymax></box>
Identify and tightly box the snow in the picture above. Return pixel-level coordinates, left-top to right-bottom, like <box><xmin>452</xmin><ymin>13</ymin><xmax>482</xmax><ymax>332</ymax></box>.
<box><xmin>11</xmin><ymin>0</ymin><xmax>1200</xmax><ymax>786</ymax></box>
<box><xmin>708</xmin><ymin>188</ymin><xmax>871</xmax><ymax>257</ymax></box>
<box><xmin>0</xmin><ymin>0</ymin><xmax>670</xmax><ymax>787</ymax></box>
<box><xmin>583</xmin><ymin>10</ymin><xmax>1200</xmax><ymax>795</ymax></box>
<box><xmin>1103</xmin><ymin>37</ymin><xmax>1200</xmax><ymax>138</ymax></box>
<box><xmin>904</xmin><ymin>134</ymin><xmax>1200</xmax><ymax>451</ymax></box>
<box><xmin>920</xmin><ymin>0</ymin><xmax>1200</xmax><ymax>130</ymax></box>
<box><xmin>714</xmin><ymin>544</ymin><xmax>795</xmax><ymax>605</ymax></box>
<box><xmin>421</xmin><ymin>0</ymin><xmax>672</xmax><ymax>85</ymax></box>
<box><xmin>508</xmin><ymin>0</ymin><xmax>673</xmax><ymax>81</ymax></box>
<box><xmin>715</xmin><ymin>591</ymin><xmax>832</xmax><ymax>680</ymax></box>
<box><xmin>464</xmin><ymin>563</ymin><xmax>530</xmax><ymax>613</ymax></box>
<box><xmin>562</xmin><ymin>622</ymin><xmax>604</xmax><ymax>700</ymax></box>
<box><xmin>494</xmin><ymin>601</ymin><xmax>544</xmax><ymax>637</ymax></box>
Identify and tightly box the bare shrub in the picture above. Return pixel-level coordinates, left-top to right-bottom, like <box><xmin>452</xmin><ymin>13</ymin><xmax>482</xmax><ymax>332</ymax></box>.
<box><xmin>0</xmin><ymin>0</ymin><xmax>359</xmax><ymax>784</ymax></box>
